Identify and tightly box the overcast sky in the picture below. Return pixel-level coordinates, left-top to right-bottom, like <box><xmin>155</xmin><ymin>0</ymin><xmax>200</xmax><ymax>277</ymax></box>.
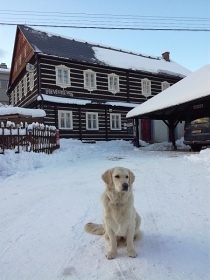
<box><xmin>0</xmin><ymin>0</ymin><xmax>209</xmax><ymax>72</ymax></box>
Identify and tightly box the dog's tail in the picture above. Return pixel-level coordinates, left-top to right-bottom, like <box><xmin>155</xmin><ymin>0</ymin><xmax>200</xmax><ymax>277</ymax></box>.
<box><xmin>84</xmin><ymin>222</ymin><xmax>105</xmax><ymax>235</ymax></box>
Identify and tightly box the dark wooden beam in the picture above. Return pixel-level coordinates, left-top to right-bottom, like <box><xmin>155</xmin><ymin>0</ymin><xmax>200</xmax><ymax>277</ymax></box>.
<box><xmin>163</xmin><ymin>119</ymin><xmax>179</xmax><ymax>150</ymax></box>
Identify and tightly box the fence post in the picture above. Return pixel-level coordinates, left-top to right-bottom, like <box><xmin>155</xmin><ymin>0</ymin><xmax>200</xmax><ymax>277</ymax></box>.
<box><xmin>17</xmin><ymin>124</ymin><xmax>20</xmax><ymax>153</ymax></box>
<box><xmin>56</xmin><ymin>129</ymin><xmax>60</xmax><ymax>149</ymax></box>
<box><xmin>1</xmin><ymin>122</ymin><xmax>5</xmax><ymax>154</ymax></box>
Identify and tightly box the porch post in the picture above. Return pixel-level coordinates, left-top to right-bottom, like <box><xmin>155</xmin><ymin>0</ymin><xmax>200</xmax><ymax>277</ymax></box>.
<box><xmin>170</xmin><ymin>125</ymin><xmax>177</xmax><ymax>150</ymax></box>
<box><xmin>163</xmin><ymin>120</ymin><xmax>179</xmax><ymax>150</ymax></box>
<box><xmin>135</xmin><ymin>117</ymin><xmax>140</xmax><ymax>148</ymax></box>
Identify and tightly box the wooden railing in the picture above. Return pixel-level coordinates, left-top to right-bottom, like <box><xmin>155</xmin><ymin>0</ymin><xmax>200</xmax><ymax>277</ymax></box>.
<box><xmin>0</xmin><ymin>124</ymin><xmax>59</xmax><ymax>154</ymax></box>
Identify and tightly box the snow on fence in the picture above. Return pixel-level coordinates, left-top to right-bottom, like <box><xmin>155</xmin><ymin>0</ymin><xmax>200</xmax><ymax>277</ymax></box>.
<box><xmin>0</xmin><ymin>121</ymin><xmax>59</xmax><ymax>154</ymax></box>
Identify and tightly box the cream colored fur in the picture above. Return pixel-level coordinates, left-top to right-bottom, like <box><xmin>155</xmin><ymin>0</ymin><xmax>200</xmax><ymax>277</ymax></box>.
<box><xmin>84</xmin><ymin>167</ymin><xmax>141</xmax><ymax>259</ymax></box>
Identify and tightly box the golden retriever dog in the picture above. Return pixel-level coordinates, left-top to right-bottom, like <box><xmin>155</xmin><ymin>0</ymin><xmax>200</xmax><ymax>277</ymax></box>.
<box><xmin>84</xmin><ymin>167</ymin><xmax>141</xmax><ymax>259</ymax></box>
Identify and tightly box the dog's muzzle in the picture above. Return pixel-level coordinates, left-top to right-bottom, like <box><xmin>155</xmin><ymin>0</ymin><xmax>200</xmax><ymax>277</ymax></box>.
<box><xmin>122</xmin><ymin>183</ymin><xmax>129</xmax><ymax>192</ymax></box>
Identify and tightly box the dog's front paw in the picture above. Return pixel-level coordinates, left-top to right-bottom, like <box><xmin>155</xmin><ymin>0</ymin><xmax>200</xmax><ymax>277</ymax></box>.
<box><xmin>106</xmin><ymin>250</ymin><xmax>117</xmax><ymax>259</ymax></box>
<box><xmin>127</xmin><ymin>249</ymin><xmax>137</xmax><ymax>258</ymax></box>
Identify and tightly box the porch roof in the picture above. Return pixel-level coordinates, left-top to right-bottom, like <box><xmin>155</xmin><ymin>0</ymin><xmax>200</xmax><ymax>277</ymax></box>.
<box><xmin>126</xmin><ymin>65</ymin><xmax>210</xmax><ymax>121</ymax></box>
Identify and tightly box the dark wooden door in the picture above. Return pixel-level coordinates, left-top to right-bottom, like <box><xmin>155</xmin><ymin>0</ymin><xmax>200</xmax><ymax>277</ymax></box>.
<box><xmin>141</xmin><ymin>119</ymin><xmax>151</xmax><ymax>141</ymax></box>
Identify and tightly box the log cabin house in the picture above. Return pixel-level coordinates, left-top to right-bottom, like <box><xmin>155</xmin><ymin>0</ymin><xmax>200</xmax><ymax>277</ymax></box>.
<box><xmin>7</xmin><ymin>25</ymin><xmax>191</xmax><ymax>142</ymax></box>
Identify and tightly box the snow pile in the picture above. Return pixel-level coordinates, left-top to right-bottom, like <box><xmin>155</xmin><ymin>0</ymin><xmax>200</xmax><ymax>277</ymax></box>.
<box><xmin>0</xmin><ymin>139</ymin><xmax>209</xmax><ymax>280</ymax></box>
<box><xmin>186</xmin><ymin>147</ymin><xmax>210</xmax><ymax>170</ymax></box>
<box><xmin>140</xmin><ymin>137</ymin><xmax>190</xmax><ymax>151</ymax></box>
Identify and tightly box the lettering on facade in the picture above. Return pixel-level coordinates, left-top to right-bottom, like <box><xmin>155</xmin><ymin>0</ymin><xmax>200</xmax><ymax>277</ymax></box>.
<box><xmin>193</xmin><ymin>104</ymin><xmax>203</xmax><ymax>110</ymax></box>
<box><xmin>45</xmin><ymin>88</ymin><xmax>74</xmax><ymax>97</ymax></box>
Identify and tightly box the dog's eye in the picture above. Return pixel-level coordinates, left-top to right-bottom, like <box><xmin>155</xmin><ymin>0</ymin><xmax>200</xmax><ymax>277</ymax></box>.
<box><xmin>126</xmin><ymin>175</ymin><xmax>129</xmax><ymax>178</ymax></box>
<box><xmin>115</xmin><ymin>175</ymin><xmax>120</xmax><ymax>178</ymax></box>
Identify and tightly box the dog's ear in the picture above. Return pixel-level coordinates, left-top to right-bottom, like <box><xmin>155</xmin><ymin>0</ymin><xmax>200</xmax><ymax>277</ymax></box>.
<box><xmin>101</xmin><ymin>169</ymin><xmax>113</xmax><ymax>185</ymax></box>
<box><xmin>129</xmin><ymin>170</ymin><xmax>135</xmax><ymax>185</ymax></box>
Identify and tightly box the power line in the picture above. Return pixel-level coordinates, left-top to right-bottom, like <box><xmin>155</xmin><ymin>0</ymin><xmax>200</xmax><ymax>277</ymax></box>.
<box><xmin>0</xmin><ymin>10</ymin><xmax>209</xmax><ymax>31</ymax></box>
<box><xmin>0</xmin><ymin>22</ymin><xmax>209</xmax><ymax>31</ymax></box>
<box><xmin>1</xmin><ymin>10</ymin><xmax>209</xmax><ymax>20</ymax></box>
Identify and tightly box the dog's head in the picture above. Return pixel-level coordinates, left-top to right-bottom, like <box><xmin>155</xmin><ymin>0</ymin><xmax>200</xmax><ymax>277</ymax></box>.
<box><xmin>101</xmin><ymin>167</ymin><xmax>135</xmax><ymax>192</ymax></box>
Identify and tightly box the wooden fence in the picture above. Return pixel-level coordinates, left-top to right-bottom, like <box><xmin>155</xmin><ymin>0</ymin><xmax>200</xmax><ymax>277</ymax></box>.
<box><xmin>0</xmin><ymin>125</ymin><xmax>59</xmax><ymax>154</ymax></box>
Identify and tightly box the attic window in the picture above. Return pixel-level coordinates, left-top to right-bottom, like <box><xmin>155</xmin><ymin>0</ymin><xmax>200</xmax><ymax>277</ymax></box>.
<box><xmin>24</xmin><ymin>46</ymin><xmax>27</xmax><ymax>58</ymax></box>
<box><xmin>55</xmin><ymin>65</ymin><xmax>71</xmax><ymax>89</ymax></box>
<box><xmin>161</xmin><ymin>81</ymin><xmax>170</xmax><ymax>91</ymax></box>
<box><xmin>19</xmin><ymin>55</ymin><xmax>22</xmax><ymax>66</ymax></box>
<box><xmin>141</xmin><ymin>78</ymin><xmax>151</xmax><ymax>97</ymax></box>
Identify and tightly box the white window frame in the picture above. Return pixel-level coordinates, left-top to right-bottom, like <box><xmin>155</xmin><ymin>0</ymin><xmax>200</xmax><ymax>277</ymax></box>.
<box><xmin>24</xmin><ymin>46</ymin><xmax>27</xmax><ymax>58</ymax></box>
<box><xmin>161</xmin><ymin>81</ymin><xmax>170</xmax><ymax>91</ymax></box>
<box><xmin>110</xmin><ymin>113</ymin><xmax>121</xmax><ymax>130</ymax></box>
<box><xmin>84</xmin><ymin>70</ymin><xmax>97</xmax><ymax>91</ymax></box>
<box><xmin>86</xmin><ymin>112</ymin><xmax>99</xmax><ymax>130</ymax></box>
<box><xmin>14</xmin><ymin>87</ymin><xmax>17</xmax><ymax>104</ymax></box>
<box><xmin>141</xmin><ymin>78</ymin><xmax>151</xmax><ymax>97</ymax></box>
<box><xmin>58</xmin><ymin>110</ymin><xmax>73</xmax><ymax>130</ymax></box>
<box><xmin>11</xmin><ymin>90</ymin><xmax>15</xmax><ymax>105</ymax></box>
<box><xmin>29</xmin><ymin>72</ymin><xmax>34</xmax><ymax>90</ymax></box>
<box><xmin>19</xmin><ymin>82</ymin><xmax>22</xmax><ymax>100</ymax></box>
<box><xmin>23</xmin><ymin>75</ymin><xmax>27</xmax><ymax>96</ymax></box>
<box><xmin>108</xmin><ymin>73</ymin><xmax>119</xmax><ymax>94</ymax></box>
<box><xmin>55</xmin><ymin>65</ymin><xmax>71</xmax><ymax>89</ymax></box>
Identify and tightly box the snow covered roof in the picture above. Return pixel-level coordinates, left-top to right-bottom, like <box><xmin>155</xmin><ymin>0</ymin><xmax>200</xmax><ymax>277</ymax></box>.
<box><xmin>18</xmin><ymin>25</ymin><xmax>191</xmax><ymax>78</ymax></box>
<box><xmin>127</xmin><ymin>64</ymin><xmax>210</xmax><ymax>119</ymax></box>
<box><xmin>38</xmin><ymin>94</ymin><xmax>138</xmax><ymax>108</ymax></box>
<box><xmin>0</xmin><ymin>68</ymin><xmax>10</xmax><ymax>74</ymax></box>
<box><xmin>93</xmin><ymin>47</ymin><xmax>190</xmax><ymax>77</ymax></box>
<box><xmin>0</xmin><ymin>106</ymin><xmax>46</xmax><ymax>118</ymax></box>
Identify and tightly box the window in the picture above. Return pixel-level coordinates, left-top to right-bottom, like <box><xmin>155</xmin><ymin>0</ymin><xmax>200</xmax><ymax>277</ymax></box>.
<box><xmin>29</xmin><ymin>72</ymin><xmax>34</xmax><ymax>90</ymax></box>
<box><xmin>23</xmin><ymin>76</ymin><xmax>27</xmax><ymax>96</ymax></box>
<box><xmin>55</xmin><ymin>65</ymin><xmax>71</xmax><ymax>88</ymax></box>
<box><xmin>161</xmin><ymin>81</ymin><xmax>170</xmax><ymax>91</ymax></box>
<box><xmin>86</xmin><ymin>112</ymin><xmax>98</xmax><ymax>130</ymax></box>
<box><xmin>11</xmin><ymin>90</ymin><xmax>15</xmax><ymax>105</ymax></box>
<box><xmin>58</xmin><ymin>110</ymin><xmax>73</xmax><ymax>129</ymax></box>
<box><xmin>18</xmin><ymin>82</ymin><xmax>22</xmax><ymax>100</ymax></box>
<box><xmin>110</xmin><ymin>113</ymin><xmax>121</xmax><ymax>130</ymax></box>
<box><xmin>84</xmin><ymin>70</ymin><xmax>96</xmax><ymax>91</ymax></box>
<box><xmin>24</xmin><ymin>46</ymin><xmax>27</xmax><ymax>58</ymax></box>
<box><xmin>14</xmin><ymin>87</ymin><xmax>17</xmax><ymax>104</ymax></box>
<box><xmin>0</xmin><ymin>80</ymin><xmax>8</xmax><ymax>89</ymax></box>
<box><xmin>141</xmin><ymin>78</ymin><xmax>151</xmax><ymax>97</ymax></box>
<box><xmin>108</xmin><ymin>74</ymin><xmax>119</xmax><ymax>93</ymax></box>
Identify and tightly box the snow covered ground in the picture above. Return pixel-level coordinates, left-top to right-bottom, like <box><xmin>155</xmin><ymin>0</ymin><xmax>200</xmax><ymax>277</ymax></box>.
<box><xmin>0</xmin><ymin>139</ymin><xmax>209</xmax><ymax>280</ymax></box>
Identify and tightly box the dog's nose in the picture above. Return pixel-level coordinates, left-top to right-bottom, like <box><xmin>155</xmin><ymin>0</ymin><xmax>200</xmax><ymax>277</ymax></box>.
<box><xmin>122</xmin><ymin>183</ymin><xmax>128</xmax><ymax>191</ymax></box>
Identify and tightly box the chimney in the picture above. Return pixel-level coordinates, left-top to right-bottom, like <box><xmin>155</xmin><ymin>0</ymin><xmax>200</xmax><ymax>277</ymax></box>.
<box><xmin>0</xmin><ymin>63</ymin><xmax>7</xmax><ymax>69</ymax></box>
<box><xmin>162</xmin><ymin>52</ymin><xmax>170</xmax><ymax>62</ymax></box>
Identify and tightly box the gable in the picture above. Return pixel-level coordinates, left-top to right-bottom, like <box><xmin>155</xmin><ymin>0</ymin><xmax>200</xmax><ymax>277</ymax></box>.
<box><xmin>9</xmin><ymin>28</ymin><xmax>35</xmax><ymax>86</ymax></box>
